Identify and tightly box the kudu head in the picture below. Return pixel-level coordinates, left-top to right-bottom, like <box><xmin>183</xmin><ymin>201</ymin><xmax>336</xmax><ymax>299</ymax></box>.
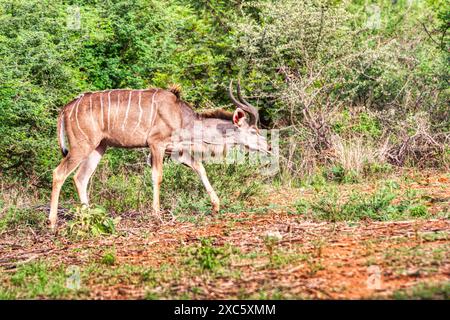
<box><xmin>227</xmin><ymin>80</ymin><xmax>270</xmax><ymax>153</ymax></box>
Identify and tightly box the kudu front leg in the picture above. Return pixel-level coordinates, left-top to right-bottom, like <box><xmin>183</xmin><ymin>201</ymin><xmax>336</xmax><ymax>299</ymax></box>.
<box><xmin>149</xmin><ymin>144</ymin><xmax>164</xmax><ymax>215</ymax></box>
<box><xmin>181</xmin><ymin>156</ymin><xmax>220</xmax><ymax>213</ymax></box>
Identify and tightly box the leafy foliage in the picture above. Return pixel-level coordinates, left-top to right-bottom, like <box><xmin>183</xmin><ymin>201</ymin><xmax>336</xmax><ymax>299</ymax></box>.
<box><xmin>66</xmin><ymin>205</ymin><xmax>120</xmax><ymax>238</ymax></box>
<box><xmin>296</xmin><ymin>182</ymin><xmax>431</xmax><ymax>221</ymax></box>
<box><xmin>0</xmin><ymin>0</ymin><xmax>447</xmax><ymax>203</ymax></box>
<box><xmin>184</xmin><ymin>238</ymin><xmax>230</xmax><ymax>271</ymax></box>
<box><xmin>0</xmin><ymin>0</ymin><xmax>239</xmax><ymax>181</ymax></box>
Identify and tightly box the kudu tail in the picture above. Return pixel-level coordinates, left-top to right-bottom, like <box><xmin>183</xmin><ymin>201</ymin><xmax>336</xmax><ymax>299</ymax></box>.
<box><xmin>57</xmin><ymin>112</ymin><xmax>69</xmax><ymax>157</ymax></box>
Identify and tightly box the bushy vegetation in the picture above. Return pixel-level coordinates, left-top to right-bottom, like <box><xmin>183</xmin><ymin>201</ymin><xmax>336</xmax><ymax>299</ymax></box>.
<box><xmin>0</xmin><ymin>0</ymin><xmax>239</xmax><ymax>181</ymax></box>
<box><xmin>183</xmin><ymin>237</ymin><xmax>231</xmax><ymax>272</ymax></box>
<box><xmin>295</xmin><ymin>181</ymin><xmax>435</xmax><ymax>221</ymax></box>
<box><xmin>66</xmin><ymin>205</ymin><xmax>120</xmax><ymax>238</ymax></box>
<box><xmin>0</xmin><ymin>0</ymin><xmax>448</xmax><ymax>223</ymax></box>
<box><xmin>234</xmin><ymin>0</ymin><xmax>448</xmax><ymax>177</ymax></box>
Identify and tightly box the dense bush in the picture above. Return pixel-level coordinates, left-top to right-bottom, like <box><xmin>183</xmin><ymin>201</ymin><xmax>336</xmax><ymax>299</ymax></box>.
<box><xmin>0</xmin><ymin>0</ymin><xmax>448</xmax><ymax>193</ymax></box>
<box><xmin>0</xmin><ymin>0</ymin><xmax>239</xmax><ymax>182</ymax></box>
<box><xmin>236</xmin><ymin>0</ymin><xmax>448</xmax><ymax>176</ymax></box>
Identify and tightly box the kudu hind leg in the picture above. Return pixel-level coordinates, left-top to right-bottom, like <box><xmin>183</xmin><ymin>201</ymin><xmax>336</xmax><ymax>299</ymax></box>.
<box><xmin>49</xmin><ymin>151</ymin><xmax>90</xmax><ymax>231</ymax></box>
<box><xmin>73</xmin><ymin>145</ymin><xmax>106</xmax><ymax>205</ymax></box>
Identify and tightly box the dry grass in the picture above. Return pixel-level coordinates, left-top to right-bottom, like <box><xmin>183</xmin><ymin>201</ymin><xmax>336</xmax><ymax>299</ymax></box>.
<box><xmin>331</xmin><ymin>135</ymin><xmax>381</xmax><ymax>175</ymax></box>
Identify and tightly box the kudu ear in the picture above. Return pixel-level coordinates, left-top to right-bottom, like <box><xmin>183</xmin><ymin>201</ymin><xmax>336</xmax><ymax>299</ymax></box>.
<box><xmin>233</xmin><ymin>108</ymin><xmax>246</xmax><ymax>126</ymax></box>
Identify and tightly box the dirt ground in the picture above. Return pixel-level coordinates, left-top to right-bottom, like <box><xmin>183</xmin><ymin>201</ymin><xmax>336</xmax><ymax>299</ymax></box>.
<box><xmin>0</xmin><ymin>172</ymin><xmax>449</xmax><ymax>299</ymax></box>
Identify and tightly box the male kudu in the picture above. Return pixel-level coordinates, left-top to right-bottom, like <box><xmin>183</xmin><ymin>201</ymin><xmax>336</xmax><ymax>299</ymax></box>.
<box><xmin>49</xmin><ymin>81</ymin><xmax>269</xmax><ymax>230</ymax></box>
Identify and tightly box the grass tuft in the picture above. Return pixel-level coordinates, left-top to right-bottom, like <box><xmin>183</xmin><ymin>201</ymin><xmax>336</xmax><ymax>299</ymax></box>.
<box><xmin>393</xmin><ymin>282</ymin><xmax>450</xmax><ymax>300</ymax></box>
<box><xmin>0</xmin><ymin>207</ymin><xmax>46</xmax><ymax>233</ymax></box>
<box><xmin>295</xmin><ymin>182</ymin><xmax>431</xmax><ymax>221</ymax></box>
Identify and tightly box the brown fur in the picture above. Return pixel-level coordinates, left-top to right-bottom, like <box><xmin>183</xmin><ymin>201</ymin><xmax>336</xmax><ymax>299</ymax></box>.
<box><xmin>49</xmin><ymin>88</ymin><xmax>222</xmax><ymax>231</ymax></box>
<box><xmin>49</xmin><ymin>82</ymin><xmax>263</xmax><ymax>231</ymax></box>
<box><xmin>199</xmin><ymin>109</ymin><xmax>234</xmax><ymax>121</ymax></box>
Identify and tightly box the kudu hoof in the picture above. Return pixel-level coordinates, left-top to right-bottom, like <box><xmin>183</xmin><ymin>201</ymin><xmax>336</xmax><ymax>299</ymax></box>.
<box><xmin>49</xmin><ymin>223</ymin><xmax>58</xmax><ymax>235</ymax></box>
<box><xmin>212</xmin><ymin>205</ymin><xmax>220</xmax><ymax>214</ymax></box>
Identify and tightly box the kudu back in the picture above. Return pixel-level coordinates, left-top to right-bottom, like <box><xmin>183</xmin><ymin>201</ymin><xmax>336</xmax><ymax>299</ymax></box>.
<box><xmin>49</xmin><ymin>81</ymin><xmax>269</xmax><ymax>230</ymax></box>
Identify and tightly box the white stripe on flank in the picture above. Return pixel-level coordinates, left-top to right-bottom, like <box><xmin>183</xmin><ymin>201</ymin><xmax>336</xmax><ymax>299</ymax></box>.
<box><xmin>131</xmin><ymin>90</ymin><xmax>142</xmax><ymax>134</ymax></box>
<box><xmin>68</xmin><ymin>94</ymin><xmax>84</xmax><ymax>119</ymax></box>
<box><xmin>89</xmin><ymin>94</ymin><xmax>95</xmax><ymax>127</ymax></box>
<box><xmin>122</xmin><ymin>91</ymin><xmax>132</xmax><ymax>131</ymax></box>
<box><xmin>75</xmin><ymin>95</ymin><xmax>89</xmax><ymax>140</ymax></box>
<box><xmin>107</xmin><ymin>90</ymin><xmax>111</xmax><ymax>131</ymax></box>
<box><xmin>113</xmin><ymin>91</ymin><xmax>120</xmax><ymax>129</ymax></box>
<box><xmin>149</xmin><ymin>90</ymin><xmax>158</xmax><ymax>127</ymax></box>
<box><xmin>100</xmin><ymin>92</ymin><xmax>104</xmax><ymax>130</ymax></box>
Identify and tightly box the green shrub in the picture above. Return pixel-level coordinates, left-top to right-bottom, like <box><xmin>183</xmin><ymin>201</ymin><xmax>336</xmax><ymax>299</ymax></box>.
<box><xmin>323</xmin><ymin>165</ymin><xmax>359</xmax><ymax>184</ymax></box>
<box><xmin>0</xmin><ymin>0</ymin><xmax>238</xmax><ymax>183</ymax></box>
<box><xmin>297</xmin><ymin>183</ymin><xmax>430</xmax><ymax>222</ymax></box>
<box><xmin>332</xmin><ymin>111</ymin><xmax>382</xmax><ymax>139</ymax></box>
<box><xmin>101</xmin><ymin>250</ymin><xmax>117</xmax><ymax>266</ymax></box>
<box><xmin>409</xmin><ymin>205</ymin><xmax>429</xmax><ymax>218</ymax></box>
<box><xmin>184</xmin><ymin>238</ymin><xmax>230</xmax><ymax>272</ymax></box>
<box><xmin>66</xmin><ymin>205</ymin><xmax>120</xmax><ymax>239</ymax></box>
<box><xmin>353</xmin><ymin>112</ymin><xmax>382</xmax><ymax>139</ymax></box>
<box><xmin>295</xmin><ymin>199</ymin><xmax>310</xmax><ymax>216</ymax></box>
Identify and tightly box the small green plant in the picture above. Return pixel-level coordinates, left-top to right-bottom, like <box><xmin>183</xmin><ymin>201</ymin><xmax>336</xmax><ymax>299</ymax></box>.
<box><xmin>185</xmin><ymin>238</ymin><xmax>229</xmax><ymax>272</ymax></box>
<box><xmin>353</xmin><ymin>112</ymin><xmax>382</xmax><ymax>139</ymax></box>
<box><xmin>306</xmin><ymin>259</ymin><xmax>325</xmax><ymax>276</ymax></box>
<box><xmin>262</xmin><ymin>231</ymin><xmax>283</xmax><ymax>264</ymax></box>
<box><xmin>363</xmin><ymin>162</ymin><xmax>393</xmax><ymax>177</ymax></box>
<box><xmin>101</xmin><ymin>250</ymin><xmax>116</xmax><ymax>266</ymax></box>
<box><xmin>409</xmin><ymin>204</ymin><xmax>428</xmax><ymax>217</ymax></box>
<box><xmin>0</xmin><ymin>288</ymin><xmax>15</xmax><ymax>300</ymax></box>
<box><xmin>66</xmin><ymin>205</ymin><xmax>120</xmax><ymax>239</ymax></box>
<box><xmin>141</xmin><ymin>268</ymin><xmax>157</xmax><ymax>283</ymax></box>
<box><xmin>145</xmin><ymin>291</ymin><xmax>160</xmax><ymax>300</ymax></box>
<box><xmin>295</xmin><ymin>199</ymin><xmax>310</xmax><ymax>215</ymax></box>
<box><xmin>303</xmin><ymin>182</ymin><xmax>430</xmax><ymax>221</ymax></box>
<box><xmin>323</xmin><ymin>165</ymin><xmax>359</xmax><ymax>184</ymax></box>
<box><xmin>327</xmin><ymin>165</ymin><xmax>346</xmax><ymax>183</ymax></box>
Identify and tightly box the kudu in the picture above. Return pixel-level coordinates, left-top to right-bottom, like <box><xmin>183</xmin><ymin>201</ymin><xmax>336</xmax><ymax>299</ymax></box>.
<box><xmin>49</xmin><ymin>80</ymin><xmax>269</xmax><ymax>230</ymax></box>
